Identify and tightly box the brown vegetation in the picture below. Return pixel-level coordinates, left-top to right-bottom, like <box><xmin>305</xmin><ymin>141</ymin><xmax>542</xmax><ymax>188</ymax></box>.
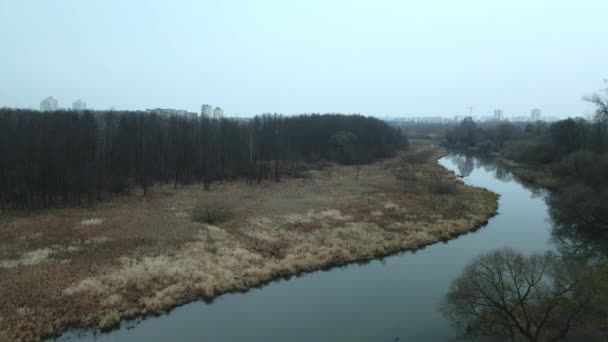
<box><xmin>499</xmin><ymin>157</ymin><xmax>559</xmax><ymax>189</ymax></box>
<box><xmin>191</xmin><ymin>198</ymin><xmax>234</xmax><ymax>224</ymax></box>
<box><xmin>0</xmin><ymin>145</ymin><xmax>498</xmax><ymax>341</ymax></box>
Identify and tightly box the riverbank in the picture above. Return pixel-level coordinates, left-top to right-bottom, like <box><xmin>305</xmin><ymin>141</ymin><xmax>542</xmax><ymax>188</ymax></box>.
<box><xmin>445</xmin><ymin>145</ymin><xmax>558</xmax><ymax>189</ymax></box>
<box><xmin>497</xmin><ymin>157</ymin><xmax>558</xmax><ymax>189</ymax></box>
<box><xmin>0</xmin><ymin>145</ymin><xmax>498</xmax><ymax>341</ymax></box>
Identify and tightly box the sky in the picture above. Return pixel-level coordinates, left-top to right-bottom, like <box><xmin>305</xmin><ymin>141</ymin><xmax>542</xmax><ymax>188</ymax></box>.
<box><xmin>1</xmin><ymin>0</ymin><xmax>607</xmax><ymax>118</ymax></box>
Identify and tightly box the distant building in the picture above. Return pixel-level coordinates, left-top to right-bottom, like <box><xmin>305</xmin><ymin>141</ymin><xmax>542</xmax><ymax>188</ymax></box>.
<box><xmin>146</xmin><ymin>108</ymin><xmax>196</xmax><ymax>117</ymax></box>
<box><xmin>72</xmin><ymin>99</ymin><xmax>87</xmax><ymax>111</ymax></box>
<box><xmin>493</xmin><ymin>109</ymin><xmax>504</xmax><ymax>121</ymax></box>
<box><xmin>531</xmin><ymin>108</ymin><xmax>541</xmax><ymax>121</ymax></box>
<box><xmin>213</xmin><ymin>107</ymin><xmax>224</xmax><ymax>118</ymax></box>
<box><xmin>201</xmin><ymin>104</ymin><xmax>212</xmax><ymax>118</ymax></box>
<box><xmin>512</xmin><ymin>116</ymin><xmax>530</xmax><ymax>122</ymax></box>
<box><xmin>40</xmin><ymin>96</ymin><xmax>58</xmax><ymax>111</ymax></box>
<box><xmin>542</xmin><ymin>115</ymin><xmax>561</xmax><ymax>123</ymax></box>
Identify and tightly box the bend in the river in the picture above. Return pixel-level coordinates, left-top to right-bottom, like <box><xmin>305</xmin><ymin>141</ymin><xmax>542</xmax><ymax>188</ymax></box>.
<box><xmin>57</xmin><ymin>152</ymin><xmax>557</xmax><ymax>342</ymax></box>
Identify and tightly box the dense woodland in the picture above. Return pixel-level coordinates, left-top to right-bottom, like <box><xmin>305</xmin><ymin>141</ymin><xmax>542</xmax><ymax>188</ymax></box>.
<box><xmin>0</xmin><ymin>110</ymin><xmax>403</xmax><ymax>210</ymax></box>
<box><xmin>445</xmin><ymin>85</ymin><xmax>608</xmax><ymax>233</ymax></box>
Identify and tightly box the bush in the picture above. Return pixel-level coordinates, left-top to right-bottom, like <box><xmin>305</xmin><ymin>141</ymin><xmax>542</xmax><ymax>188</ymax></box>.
<box><xmin>549</xmin><ymin>182</ymin><xmax>608</xmax><ymax>230</ymax></box>
<box><xmin>555</xmin><ymin>151</ymin><xmax>608</xmax><ymax>187</ymax></box>
<box><xmin>191</xmin><ymin>198</ymin><xmax>234</xmax><ymax>224</ymax></box>
<box><xmin>502</xmin><ymin>138</ymin><xmax>555</xmax><ymax>164</ymax></box>
<box><xmin>429</xmin><ymin>176</ymin><xmax>459</xmax><ymax>195</ymax></box>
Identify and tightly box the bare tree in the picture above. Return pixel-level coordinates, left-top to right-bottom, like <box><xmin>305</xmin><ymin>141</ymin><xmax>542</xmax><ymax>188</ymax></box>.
<box><xmin>441</xmin><ymin>248</ymin><xmax>599</xmax><ymax>341</ymax></box>
<box><xmin>0</xmin><ymin>109</ymin><xmax>403</xmax><ymax>210</ymax></box>
<box><xmin>584</xmin><ymin>81</ymin><xmax>608</xmax><ymax>155</ymax></box>
<box><xmin>584</xmin><ymin>80</ymin><xmax>608</xmax><ymax>123</ymax></box>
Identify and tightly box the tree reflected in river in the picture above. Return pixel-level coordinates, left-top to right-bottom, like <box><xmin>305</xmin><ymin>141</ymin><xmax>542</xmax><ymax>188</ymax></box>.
<box><xmin>443</xmin><ymin>152</ymin><xmax>608</xmax><ymax>341</ymax></box>
<box><xmin>550</xmin><ymin>220</ymin><xmax>608</xmax><ymax>263</ymax></box>
<box><xmin>454</xmin><ymin>154</ymin><xmax>475</xmax><ymax>178</ymax></box>
<box><xmin>448</xmin><ymin>153</ymin><xmax>514</xmax><ymax>182</ymax></box>
<box><xmin>442</xmin><ymin>248</ymin><xmax>604</xmax><ymax>341</ymax></box>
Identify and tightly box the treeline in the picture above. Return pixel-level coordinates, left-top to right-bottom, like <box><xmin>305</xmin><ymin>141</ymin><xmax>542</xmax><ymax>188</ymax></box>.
<box><xmin>446</xmin><ymin>117</ymin><xmax>607</xmax><ymax>160</ymax></box>
<box><xmin>445</xmin><ymin>88</ymin><xmax>608</xmax><ymax>232</ymax></box>
<box><xmin>392</xmin><ymin>121</ymin><xmax>457</xmax><ymax>142</ymax></box>
<box><xmin>0</xmin><ymin>109</ymin><xmax>403</xmax><ymax>210</ymax></box>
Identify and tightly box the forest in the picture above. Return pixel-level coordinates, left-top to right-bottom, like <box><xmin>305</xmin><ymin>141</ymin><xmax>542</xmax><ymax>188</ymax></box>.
<box><xmin>444</xmin><ymin>86</ymin><xmax>608</xmax><ymax>234</ymax></box>
<box><xmin>0</xmin><ymin>110</ymin><xmax>403</xmax><ymax>211</ymax></box>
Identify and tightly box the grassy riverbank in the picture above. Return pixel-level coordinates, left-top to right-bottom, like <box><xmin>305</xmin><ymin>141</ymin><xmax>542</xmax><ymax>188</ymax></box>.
<box><xmin>0</xmin><ymin>145</ymin><xmax>498</xmax><ymax>341</ymax></box>
<box><xmin>497</xmin><ymin>157</ymin><xmax>558</xmax><ymax>189</ymax></box>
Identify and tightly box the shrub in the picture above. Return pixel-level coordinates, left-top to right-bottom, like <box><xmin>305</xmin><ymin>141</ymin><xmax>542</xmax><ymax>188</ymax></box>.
<box><xmin>549</xmin><ymin>182</ymin><xmax>608</xmax><ymax>230</ymax></box>
<box><xmin>555</xmin><ymin>151</ymin><xmax>608</xmax><ymax>187</ymax></box>
<box><xmin>429</xmin><ymin>176</ymin><xmax>459</xmax><ymax>195</ymax></box>
<box><xmin>191</xmin><ymin>198</ymin><xmax>234</xmax><ymax>224</ymax></box>
<box><xmin>502</xmin><ymin>138</ymin><xmax>555</xmax><ymax>164</ymax></box>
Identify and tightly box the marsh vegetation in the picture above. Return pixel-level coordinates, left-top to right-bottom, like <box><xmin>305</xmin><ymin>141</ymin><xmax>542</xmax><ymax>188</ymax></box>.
<box><xmin>0</xmin><ymin>144</ymin><xmax>497</xmax><ymax>340</ymax></box>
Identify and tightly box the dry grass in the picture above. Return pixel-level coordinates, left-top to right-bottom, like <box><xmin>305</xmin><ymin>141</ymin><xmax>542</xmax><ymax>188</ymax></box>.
<box><xmin>191</xmin><ymin>198</ymin><xmax>234</xmax><ymax>224</ymax></box>
<box><xmin>80</xmin><ymin>218</ymin><xmax>103</xmax><ymax>225</ymax></box>
<box><xmin>0</xmin><ymin>145</ymin><xmax>498</xmax><ymax>341</ymax></box>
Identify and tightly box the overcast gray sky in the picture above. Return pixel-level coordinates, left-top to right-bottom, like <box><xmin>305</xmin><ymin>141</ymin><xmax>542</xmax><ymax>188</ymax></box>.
<box><xmin>1</xmin><ymin>0</ymin><xmax>606</xmax><ymax>117</ymax></box>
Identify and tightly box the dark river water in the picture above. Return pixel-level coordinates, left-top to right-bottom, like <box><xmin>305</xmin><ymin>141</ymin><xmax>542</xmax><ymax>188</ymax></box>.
<box><xmin>58</xmin><ymin>153</ymin><xmax>557</xmax><ymax>341</ymax></box>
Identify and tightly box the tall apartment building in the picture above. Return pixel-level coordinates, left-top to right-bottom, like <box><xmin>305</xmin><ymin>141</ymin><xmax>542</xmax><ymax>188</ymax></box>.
<box><xmin>201</xmin><ymin>104</ymin><xmax>212</xmax><ymax>118</ymax></box>
<box><xmin>213</xmin><ymin>107</ymin><xmax>224</xmax><ymax>118</ymax></box>
<box><xmin>493</xmin><ymin>109</ymin><xmax>504</xmax><ymax>121</ymax></box>
<box><xmin>72</xmin><ymin>99</ymin><xmax>87</xmax><ymax>111</ymax></box>
<box><xmin>531</xmin><ymin>108</ymin><xmax>541</xmax><ymax>121</ymax></box>
<box><xmin>40</xmin><ymin>96</ymin><xmax>59</xmax><ymax>111</ymax></box>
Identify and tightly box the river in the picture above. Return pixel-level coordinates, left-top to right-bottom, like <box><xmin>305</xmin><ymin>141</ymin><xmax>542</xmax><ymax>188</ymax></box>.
<box><xmin>57</xmin><ymin>152</ymin><xmax>557</xmax><ymax>341</ymax></box>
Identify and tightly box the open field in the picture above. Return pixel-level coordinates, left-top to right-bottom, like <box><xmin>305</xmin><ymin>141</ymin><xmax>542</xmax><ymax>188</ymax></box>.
<box><xmin>0</xmin><ymin>146</ymin><xmax>498</xmax><ymax>341</ymax></box>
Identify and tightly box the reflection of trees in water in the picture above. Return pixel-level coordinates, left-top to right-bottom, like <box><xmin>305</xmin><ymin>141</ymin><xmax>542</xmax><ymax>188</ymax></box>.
<box><xmin>551</xmin><ymin>222</ymin><xmax>608</xmax><ymax>261</ymax></box>
<box><xmin>447</xmin><ymin>155</ymin><xmax>472</xmax><ymax>177</ymax></box>
<box><xmin>494</xmin><ymin>162</ymin><xmax>512</xmax><ymax>182</ymax></box>
<box><xmin>442</xmin><ymin>152</ymin><xmax>608</xmax><ymax>340</ymax></box>
<box><xmin>442</xmin><ymin>248</ymin><xmax>603</xmax><ymax>341</ymax></box>
<box><xmin>476</xmin><ymin>154</ymin><xmax>513</xmax><ymax>182</ymax></box>
<box><xmin>549</xmin><ymin>197</ymin><xmax>608</xmax><ymax>262</ymax></box>
<box><xmin>476</xmin><ymin>158</ymin><xmax>493</xmax><ymax>172</ymax></box>
<box><xmin>446</xmin><ymin>152</ymin><xmax>606</xmax><ymax>263</ymax></box>
<box><xmin>546</xmin><ymin>183</ymin><xmax>608</xmax><ymax>261</ymax></box>
<box><xmin>448</xmin><ymin>152</ymin><xmax>514</xmax><ymax>181</ymax></box>
<box><xmin>527</xmin><ymin>185</ymin><xmax>547</xmax><ymax>200</ymax></box>
<box><xmin>455</xmin><ymin>155</ymin><xmax>474</xmax><ymax>177</ymax></box>
<box><xmin>473</xmin><ymin>153</ymin><xmax>497</xmax><ymax>174</ymax></box>
<box><xmin>448</xmin><ymin>154</ymin><xmax>486</xmax><ymax>178</ymax></box>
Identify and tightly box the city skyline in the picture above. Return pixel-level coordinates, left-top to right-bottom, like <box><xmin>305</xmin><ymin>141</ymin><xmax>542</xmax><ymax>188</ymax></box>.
<box><xmin>7</xmin><ymin>94</ymin><xmax>578</xmax><ymax>121</ymax></box>
<box><xmin>11</xmin><ymin>95</ymin><xmax>575</xmax><ymax>121</ymax></box>
<box><xmin>1</xmin><ymin>1</ymin><xmax>606</xmax><ymax>117</ymax></box>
